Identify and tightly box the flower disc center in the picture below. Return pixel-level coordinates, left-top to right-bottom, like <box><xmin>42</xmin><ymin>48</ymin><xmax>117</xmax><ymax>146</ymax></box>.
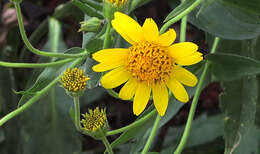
<box><xmin>126</xmin><ymin>41</ymin><xmax>173</xmax><ymax>84</ymax></box>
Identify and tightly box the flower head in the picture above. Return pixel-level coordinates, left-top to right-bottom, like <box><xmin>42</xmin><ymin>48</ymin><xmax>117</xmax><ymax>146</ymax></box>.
<box><xmin>92</xmin><ymin>12</ymin><xmax>203</xmax><ymax>116</ymax></box>
<box><xmin>103</xmin><ymin>0</ymin><xmax>128</xmax><ymax>20</ymax></box>
<box><xmin>61</xmin><ymin>68</ymin><xmax>90</xmax><ymax>95</ymax></box>
<box><xmin>81</xmin><ymin>107</ymin><xmax>108</xmax><ymax>138</ymax></box>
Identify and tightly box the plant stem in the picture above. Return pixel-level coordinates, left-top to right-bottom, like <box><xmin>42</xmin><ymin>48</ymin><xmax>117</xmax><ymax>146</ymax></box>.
<box><xmin>0</xmin><ymin>58</ymin><xmax>74</xmax><ymax>68</ymax></box>
<box><xmin>0</xmin><ymin>57</ymin><xmax>86</xmax><ymax>126</ymax></box>
<box><xmin>180</xmin><ymin>0</ymin><xmax>187</xmax><ymax>42</ymax></box>
<box><xmin>106</xmin><ymin>109</ymin><xmax>157</xmax><ymax>136</ymax></box>
<box><xmin>101</xmin><ymin>136</ymin><xmax>114</xmax><ymax>154</ymax></box>
<box><xmin>73</xmin><ymin>96</ymin><xmax>82</xmax><ymax>131</ymax></box>
<box><xmin>159</xmin><ymin>0</ymin><xmax>203</xmax><ymax>34</ymax></box>
<box><xmin>103</xmin><ymin>22</ymin><xmax>112</xmax><ymax>49</ymax></box>
<box><xmin>106</xmin><ymin>89</ymin><xmax>120</xmax><ymax>99</ymax></box>
<box><xmin>14</xmin><ymin>2</ymin><xmax>89</xmax><ymax>58</ymax></box>
<box><xmin>141</xmin><ymin>114</ymin><xmax>161</xmax><ymax>154</ymax></box>
<box><xmin>174</xmin><ymin>37</ymin><xmax>220</xmax><ymax>154</ymax></box>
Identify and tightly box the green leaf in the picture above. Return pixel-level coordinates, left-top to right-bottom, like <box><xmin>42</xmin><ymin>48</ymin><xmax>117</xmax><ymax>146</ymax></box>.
<box><xmin>72</xmin><ymin>0</ymin><xmax>103</xmax><ymax>18</ymax></box>
<box><xmin>188</xmin><ymin>1</ymin><xmax>260</xmax><ymax>39</ymax></box>
<box><xmin>80</xmin><ymin>0</ymin><xmax>103</xmax><ymax>11</ymax></box>
<box><xmin>206</xmin><ymin>53</ymin><xmax>260</xmax><ymax>81</ymax></box>
<box><xmin>85</xmin><ymin>38</ymin><xmax>103</xmax><ymax>54</ymax></box>
<box><xmin>254</xmin><ymin>36</ymin><xmax>260</xmax><ymax>129</ymax></box>
<box><xmin>220</xmin><ymin>77</ymin><xmax>258</xmax><ymax>154</ymax></box>
<box><xmin>49</xmin><ymin>17</ymin><xmax>62</xmax><ymax>53</ymax></box>
<box><xmin>220</xmin><ymin>0</ymin><xmax>260</xmax><ymax>15</ymax></box>
<box><xmin>164</xmin><ymin>0</ymin><xmax>195</xmax><ymax>22</ymax></box>
<box><xmin>0</xmin><ymin>68</ymin><xmax>20</xmax><ymax>154</ymax></box>
<box><xmin>19</xmin><ymin>87</ymin><xmax>81</xmax><ymax>154</ymax></box>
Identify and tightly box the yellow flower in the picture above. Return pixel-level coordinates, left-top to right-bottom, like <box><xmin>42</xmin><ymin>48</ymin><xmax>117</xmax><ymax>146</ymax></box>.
<box><xmin>92</xmin><ymin>12</ymin><xmax>203</xmax><ymax>116</ymax></box>
<box><xmin>61</xmin><ymin>68</ymin><xmax>90</xmax><ymax>93</ymax></box>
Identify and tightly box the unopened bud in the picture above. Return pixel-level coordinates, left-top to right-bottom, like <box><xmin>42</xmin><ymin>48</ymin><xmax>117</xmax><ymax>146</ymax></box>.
<box><xmin>81</xmin><ymin>107</ymin><xmax>109</xmax><ymax>139</ymax></box>
<box><xmin>78</xmin><ymin>17</ymin><xmax>102</xmax><ymax>32</ymax></box>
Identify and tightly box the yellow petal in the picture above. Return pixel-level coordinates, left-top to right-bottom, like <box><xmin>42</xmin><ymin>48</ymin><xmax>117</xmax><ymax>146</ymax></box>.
<box><xmin>133</xmin><ymin>83</ymin><xmax>151</xmax><ymax>116</ymax></box>
<box><xmin>92</xmin><ymin>48</ymin><xmax>128</xmax><ymax>62</ymax></box>
<box><xmin>172</xmin><ymin>65</ymin><xmax>198</xmax><ymax>87</ymax></box>
<box><xmin>100</xmin><ymin>66</ymin><xmax>129</xmax><ymax>89</ymax></box>
<box><xmin>92</xmin><ymin>61</ymin><xmax>125</xmax><ymax>72</ymax></box>
<box><xmin>119</xmin><ymin>78</ymin><xmax>138</xmax><ymax>100</ymax></box>
<box><xmin>176</xmin><ymin>52</ymin><xmax>203</xmax><ymax>66</ymax></box>
<box><xmin>112</xmin><ymin>12</ymin><xmax>143</xmax><ymax>45</ymax></box>
<box><xmin>168</xmin><ymin>42</ymin><xmax>198</xmax><ymax>59</ymax></box>
<box><xmin>152</xmin><ymin>83</ymin><xmax>168</xmax><ymax>116</ymax></box>
<box><xmin>158</xmin><ymin>29</ymin><xmax>176</xmax><ymax>46</ymax></box>
<box><xmin>142</xmin><ymin>18</ymin><xmax>159</xmax><ymax>42</ymax></box>
<box><xmin>166</xmin><ymin>78</ymin><xmax>189</xmax><ymax>103</ymax></box>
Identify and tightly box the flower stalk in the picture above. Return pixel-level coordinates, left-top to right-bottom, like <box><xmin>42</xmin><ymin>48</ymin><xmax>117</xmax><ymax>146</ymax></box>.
<box><xmin>14</xmin><ymin>2</ymin><xmax>90</xmax><ymax>58</ymax></box>
<box><xmin>73</xmin><ymin>96</ymin><xmax>82</xmax><ymax>131</ymax></box>
<box><xmin>102</xmin><ymin>136</ymin><xmax>114</xmax><ymax>154</ymax></box>
<box><xmin>174</xmin><ymin>37</ymin><xmax>220</xmax><ymax>154</ymax></box>
<box><xmin>103</xmin><ymin>22</ymin><xmax>112</xmax><ymax>49</ymax></box>
<box><xmin>106</xmin><ymin>109</ymin><xmax>157</xmax><ymax>136</ymax></box>
<box><xmin>180</xmin><ymin>0</ymin><xmax>187</xmax><ymax>43</ymax></box>
<box><xmin>160</xmin><ymin>0</ymin><xmax>203</xmax><ymax>34</ymax></box>
<box><xmin>141</xmin><ymin>114</ymin><xmax>161</xmax><ymax>154</ymax></box>
<box><xmin>0</xmin><ymin>59</ymin><xmax>74</xmax><ymax>68</ymax></box>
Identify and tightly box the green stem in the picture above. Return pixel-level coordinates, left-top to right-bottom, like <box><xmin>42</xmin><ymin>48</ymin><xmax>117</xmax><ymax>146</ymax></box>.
<box><xmin>141</xmin><ymin>114</ymin><xmax>161</xmax><ymax>154</ymax></box>
<box><xmin>73</xmin><ymin>96</ymin><xmax>82</xmax><ymax>131</ymax></box>
<box><xmin>101</xmin><ymin>136</ymin><xmax>114</xmax><ymax>154</ymax></box>
<box><xmin>0</xmin><ymin>57</ymin><xmax>86</xmax><ymax>126</ymax></box>
<box><xmin>106</xmin><ymin>109</ymin><xmax>157</xmax><ymax>136</ymax></box>
<box><xmin>106</xmin><ymin>89</ymin><xmax>120</xmax><ymax>99</ymax></box>
<box><xmin>180</xmin><ymin>0</ymin><xmax>187</xmax><ymax>42</ymax></box>
<box><xmin>0</xmin><ymin>58</ymin><xmax>74</xmax><ymax>68</ymax></box>
<box><xmin>14</xmin><ymin>2</ymin><xmax>89</xmax><ymax>58</ymax></box>
<box><xmin>174</xmin><ymin>37</ymin><xmax>220</xmax><ymax>154</ymax></box>
<box><xmin>19</xmin><ymin>19</ymin><xmax>48</xmax><ymax>61</ymax></box>
<box><xmin>103</xmin><ymin>22</ymin><xmax>112</xmax><ymax>49</ymax></box>
<box><xmin>160</xmin><ymin>0</ymin><xmax>203</xmax><ymax>34</ymax></box>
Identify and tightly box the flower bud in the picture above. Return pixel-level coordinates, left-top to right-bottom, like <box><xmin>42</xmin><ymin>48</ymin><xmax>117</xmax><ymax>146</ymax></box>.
<box><xmin>78</xmin><ymin>17</ymin><xmax>102</xmax><ymax>32</ymax></box>
<box><xmin>103</xmin><ymin>0</ymin><xmax>129</xmax><ymax>21</ymax></box>
<box><xmin>61</xmin><ymin>68</ymin><xmax>90</xmax><ymax>97</ymax></box>
<box><xmin>81</xmin><ymin>107</ymin><xmax>109</xmax><ymax>139</ymax></box>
